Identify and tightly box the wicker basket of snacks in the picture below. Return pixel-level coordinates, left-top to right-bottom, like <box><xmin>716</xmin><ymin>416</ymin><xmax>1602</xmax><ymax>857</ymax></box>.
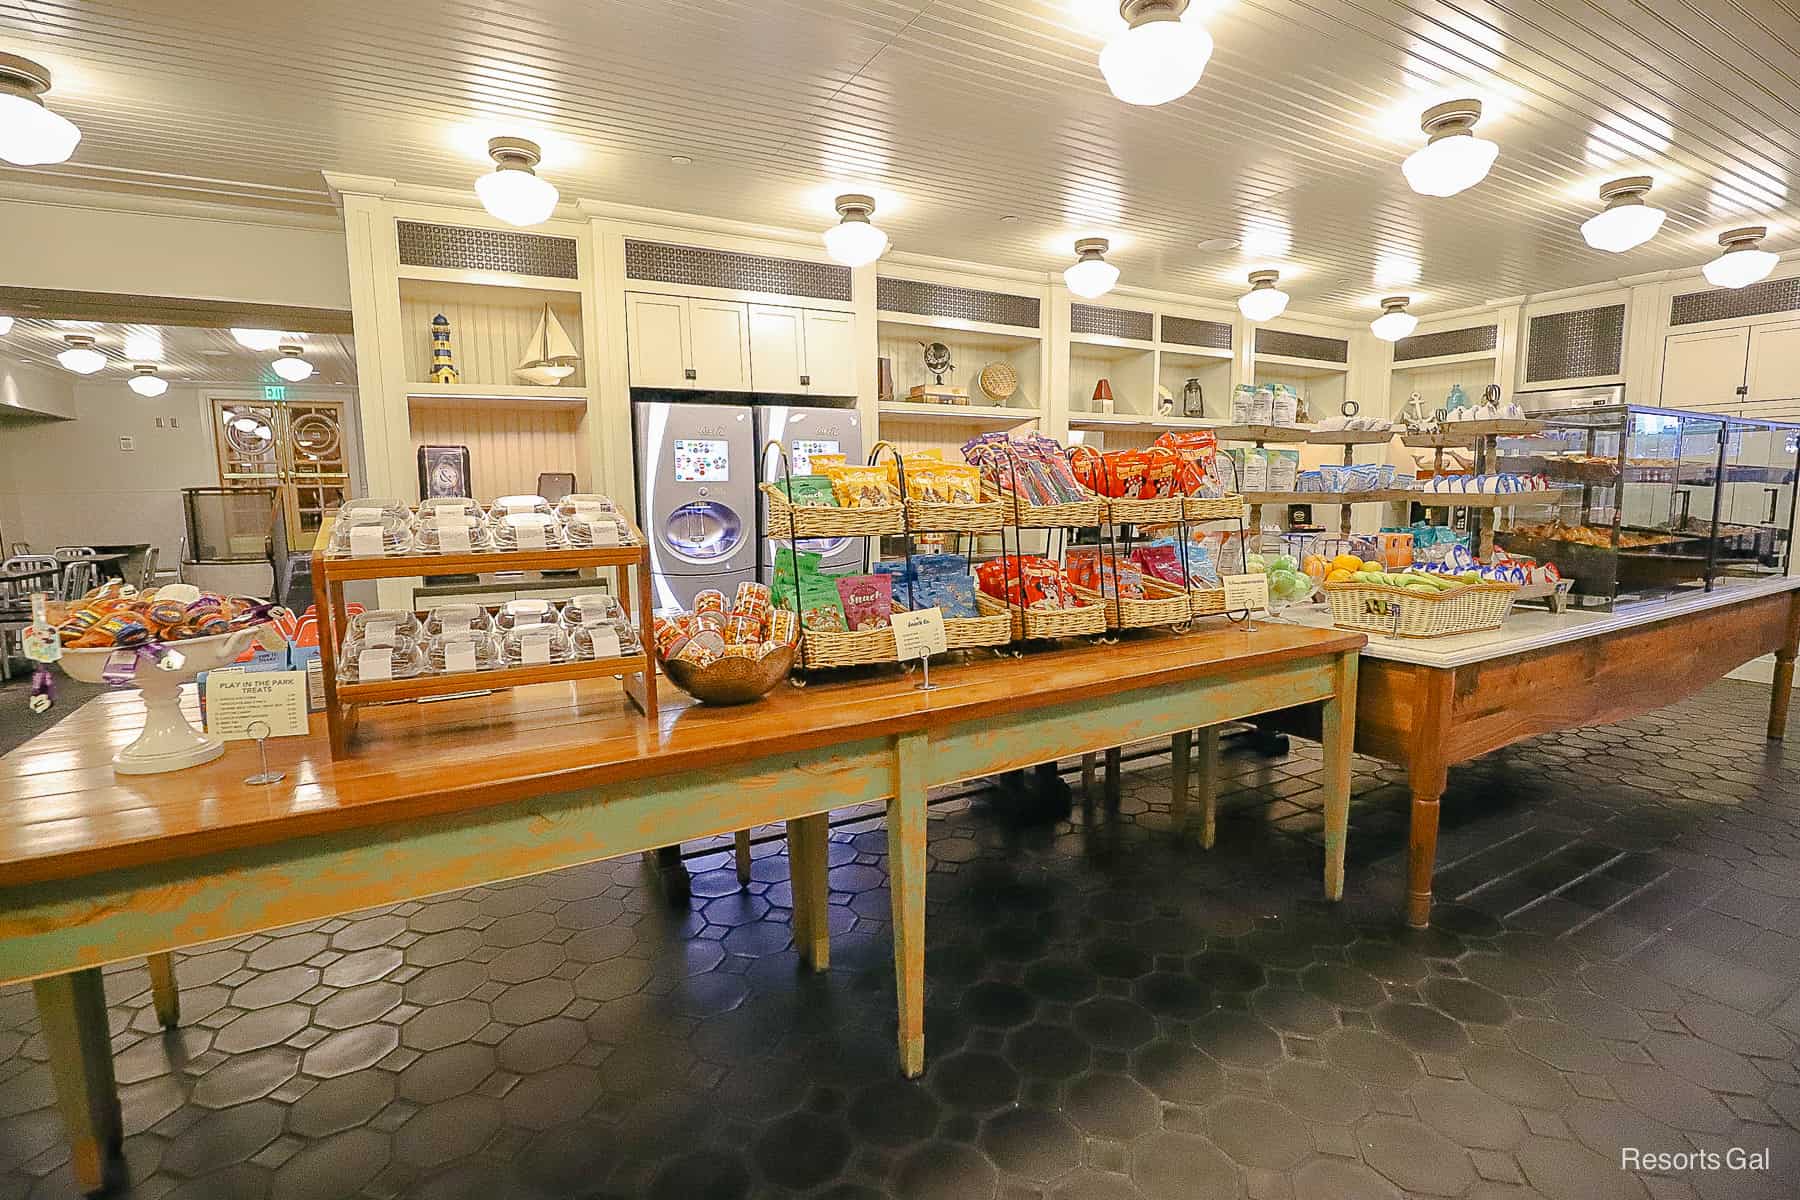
<box><xmin>760</xmin><ymin>481</ymin><xmax>902</xmax><ymax>539</ymax></box>
<box><xmin>1070</xmin><ymin>444</ymin><xmax>1185</xmax><ymax>525</ymax></box>
<box><xmin>1189</xmin><ymin>587</ymin><xmax>1228</xmax><ymax>617</ymax></box>
<box><xmin>885</xmin><ymin>554</ymin><xmax>1011</xmax><ymax>652</ymax></box>
<box><xmin>893</xmin><ymin>599</ymin><xmax>1012</xmax><ymax>651</ymax></box>
<box><xmin>895</xmin><ymin>458</ymin><xmax>1005</xmax><ymax>532</ymax></box>
<box><xmin>1071</xmin><ymin>577</ymin><xmax>1191</xmax><ymax>629</ymax></box>
<box><xmin>1184</xmin><ymin>495</ymin><xmax>1246</xmax><ymax>522</ymax></box>
<box><xmin>980</xmin><ymin>481</ymin><xmax>1103</xmax><ymax>529</ymax></box>
<box><xmin>976</xmin><ymin>592</ymin><xmax>1106</xmax><ymax>640</ymax></box>
<box><xmin>1064</xmin><ymin>544</ymin><xmax>1190</xmax><ymax>629</ymax></box>
<box><xmin>795</xmin><ymin>625</ymin><xmax>899</xmax><ymax>668</ymax></box>
<box><xmin>967</xmin><ymin>433</ymin><xmax>1104</xmax><ymax>528</ymax></box>
<box><xmin>973</xmin><ymin>555</ymin><xmax>1106</xmax><ymax>640</ymax></box>
<box><xmin>770</xmin><ymin>552</ymin><xmax>904</xmax><ymax>669</ymax></box>
<box><xmin>1323</xmin><ymin>571</ymin><xmax>1519</xmax><ymax>638</ymax></box>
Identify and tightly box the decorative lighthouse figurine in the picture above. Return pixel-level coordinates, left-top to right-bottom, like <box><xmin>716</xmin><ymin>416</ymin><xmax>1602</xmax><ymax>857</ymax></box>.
<box><xmin>429</xmin><ymin>312</ymin><xmax>459</xmax><ymax>384</ymax></box>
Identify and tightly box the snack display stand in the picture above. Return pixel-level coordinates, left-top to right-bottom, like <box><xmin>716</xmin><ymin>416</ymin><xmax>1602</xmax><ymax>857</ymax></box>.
<box><xmin>1401</xmin><ymin>417</ymin><xmax>1554</xmax><ymax>559</ymax></box>
<box><xmin>311</xmin><ymin>515</ymin><xmax>658</xmax><ymax>757</ymax></box>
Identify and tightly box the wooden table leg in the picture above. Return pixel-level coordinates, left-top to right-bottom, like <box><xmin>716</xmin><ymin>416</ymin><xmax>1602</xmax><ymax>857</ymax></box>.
<box><xmin>1320</xmin><ymin>652</ymin><xmax>1358</xmax><ymax>901</ymax></box>
<box><xmin>34</xmin><ymin>969</ymin><xmax>122</xmax><ymax>1194</ymax></box>
<box><xmin>146</xmin><ymin>952</ymin><xmax>179</xmax><ymax>1028</ymax></box>
<box><xmin>1406</xmin><ymin>666</ymin><xmax>1456</xmax><ymax>929</ymax></box>
<box><xmin>1103</xmin><ymin>747</ymin><xmax>1121</xmax><ymax>808</ymax></box>
<box><xmin>1081</xmin><ymin>753</ymin><xmax>1096</xmax><ymax>798</ymax></box>
<box><xmin>785</xmin><ymin>814</ymin><xmax>830</xmax><ymax>971</ymax></box>
<box><xmin>733</xmin><ymin>830</ymin><xmax>752</xmax><ymax>887</ymax></box>
<box><xmin>889</xmin><ymin>731</ymin><xmax>927</xmax><ymax>1078</ymax></box>
<box><xmin>1769</xmin><ymin>593</ymin><xmax>1800</xmax><ymax>740</ymax></box>
<box><xmin>1169</xmin><ymin>730</ymin><xmax>1191</xmax><ymax>833</ymax></box>
<box><xmin>1196</xmin><ymin>725</ymin><xmax>1219</xmax><ymax>849</ymax></box>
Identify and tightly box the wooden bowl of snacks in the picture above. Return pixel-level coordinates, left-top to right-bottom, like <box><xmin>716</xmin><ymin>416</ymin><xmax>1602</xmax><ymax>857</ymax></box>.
<box><xmin>661</xmin><ymin>642</ymin><xmax>795</xmax><ymax>705</ymax></box>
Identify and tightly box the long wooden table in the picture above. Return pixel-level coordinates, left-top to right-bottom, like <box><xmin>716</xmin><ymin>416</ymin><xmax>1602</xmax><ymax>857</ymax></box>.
<box><xmin>1284</xmin><ymin>576</ymin><xmax>1800</xmax><ymax>927</ymax></box>
<box><xmin>0</xmin><ymin>623</ymin><xmax>1362</xmax><ymax>1193</ymax></box>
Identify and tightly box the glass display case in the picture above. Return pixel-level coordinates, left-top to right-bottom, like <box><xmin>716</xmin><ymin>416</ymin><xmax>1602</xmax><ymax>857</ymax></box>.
<box><xmin>1495</xmin><ymin>404</ymin><xmax>1799</xmax><ymax>610</ymax></box>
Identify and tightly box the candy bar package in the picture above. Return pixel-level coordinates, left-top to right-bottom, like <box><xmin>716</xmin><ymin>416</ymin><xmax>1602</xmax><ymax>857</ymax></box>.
<box><xmin>777</xmin><ymin>475</ymin><xmax>839</xmax><ymax>507</ymax></box>
<box><xmin>836</xmin><ymin>574</ymin><xmax>894</xmax><ymax>631</ymax></box>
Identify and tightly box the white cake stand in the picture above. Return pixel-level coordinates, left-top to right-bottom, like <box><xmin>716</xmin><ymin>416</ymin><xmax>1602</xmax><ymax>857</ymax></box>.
<box><xmin>59</xmin><ymin>627</ymin><xmax>264</xmax><ymax>775</ymax></box>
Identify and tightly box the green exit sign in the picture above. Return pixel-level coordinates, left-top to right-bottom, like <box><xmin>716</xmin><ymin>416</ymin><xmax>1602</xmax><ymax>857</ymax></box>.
<box><xmin>262</xmin><ymin>385</ymin><xmax>286</xmax><ymax>401</ymax></box>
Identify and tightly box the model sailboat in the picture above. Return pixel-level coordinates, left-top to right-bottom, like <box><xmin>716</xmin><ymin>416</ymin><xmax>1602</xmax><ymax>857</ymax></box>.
<box><xmin>514</xmin><ymin>304</ymin><xmax>579</xmax><ymax>386</ymax></box>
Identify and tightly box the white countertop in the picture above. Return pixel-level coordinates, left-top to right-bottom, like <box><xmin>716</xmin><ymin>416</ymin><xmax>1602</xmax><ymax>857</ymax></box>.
<box><xmin>1284</xmin><ymin>575</ymin><xmax>1800</xmax><ymax>669</ymax></box>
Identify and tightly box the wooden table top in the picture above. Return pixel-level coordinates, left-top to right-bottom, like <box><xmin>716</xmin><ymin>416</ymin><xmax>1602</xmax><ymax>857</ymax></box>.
<box><xmin>0</xmin><ymin>623</ymin><xmax>1361</xmax><ymax>887</ymax></box>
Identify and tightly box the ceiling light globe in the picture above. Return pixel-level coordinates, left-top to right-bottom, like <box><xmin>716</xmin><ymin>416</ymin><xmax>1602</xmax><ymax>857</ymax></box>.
<box><xmin>0</xmin><ymin>316</ymin><xmax>13</xmax><ymax>335</ymax></box>
<box><xmin>56</xmin><ymin>345</ymin><xmax>105</xmax><ymax>374</ymax></box>
<box><xmin>1704</xmin><ymin>247</ymin><xmax>1777</xmax><ymax>289</ymax></box>
<box><xmin>231</xmin><ymin>328</ymin><xmax>282</xmax><ymax>351</ymax></box>
<box><xmin>475</xmin><ymin>167</ymin><xmax>559</xmax><ymax>227</ymax></box>
<box><xmin>1580</xmin><ymin>203</ymin><xmax>1664</xmax><ymax>253</ymax></box>
<box><xmin>1401</xmin><ymin>132</ymin><xmax>1498</xmax><ymax>197</ymax></box>
<box><xmin>0</xmin><ymin>91</ymin><xmax>80</xmax><ymax>166</ymax></box>
<box><xmin>272</xmin><ymin>354</ymin><xmax>315</xmax><ymax>382</ymax></box>
<box><xmin>128</xmin><ymin>373</ymin><xmax>168</xmax><ymax>397</ymax></box>
<box><xmin>1099</xmin><ymin>14</ymin><xmax>1213</xmax><ymax>106</ymax></box>
<box><xmin>823</xmin><ymin>218</ymin><xmax>889</xmax><ymax>267</ymax></box>
<box><xmin>1064</xmin><ymin>257</ymin><xmax>1121</xmax><ymax>299</ymax></box>
<box><xmin>1237</xmin><ymin>281</ymin><xmax>1289</xmax><ymax>322</ymax></box>
<box><xmin>1370</xmin><ymin>309</ymin><xmax>1419</xmax><ymax>341</ymax></box>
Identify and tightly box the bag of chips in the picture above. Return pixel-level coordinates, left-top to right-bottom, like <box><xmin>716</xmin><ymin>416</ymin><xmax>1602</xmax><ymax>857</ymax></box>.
<box><xmin>824</xmin><ymin>465</ymin><xmax>897</xmax><ymax>508</ymax></box>
<box><xmin>778</xmin><ymin>476</ymin><xmax>839</xmax><ymax>507</ymax></box>
<box><xmin>836</xmin><ymin>574</ymin><xmax>893</xmax><ymax>631</ymax></box>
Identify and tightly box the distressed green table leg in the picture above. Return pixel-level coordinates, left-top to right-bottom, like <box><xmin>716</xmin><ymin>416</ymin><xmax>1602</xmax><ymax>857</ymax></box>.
<box><xmin>1103</xmin><ymin>747</ymin><xmax>1121</xmax><ymax>808</ymax></box>
<box><xmin>147</xmin><ymin>953</ymin><xmax>179</xmax><ymax>1028</ymax></box>
<box><xmin>1320</xmin><ymin>652</ymin><xmax>1358</xmax><ymax>901</ymax></box>
<box><xmin>733</xmin><ymin>829</ymin><xmax>752</xmax><ymax>887</ymax></box>
<box><xmin>785</xmin><ymin>814</ymin><xmax>830</xmax><ymax>971</ymax></box>
<box><xmin>34</xmin><ymin>969</ymin><xmax>122</xmax><ymax>1194</ymax></box>
<box><xmin>1080</xmin><ymin>752</ymin><xmax>1096</xmax><ymax>798</ymax></box>
<box><xmin>889</xmin><ymin>731</ymin><xmax>928</xmax><ymax>1078</ymax></box>
<box><xmin>1196</xmin><ymin>724</ymin><xmax>1219</xmax><ymax>849</ymax></box>
<box><xmin>1169</xmin><ymin>730</ymin><xmax>1191</xmax><ymax>833</ymax></box>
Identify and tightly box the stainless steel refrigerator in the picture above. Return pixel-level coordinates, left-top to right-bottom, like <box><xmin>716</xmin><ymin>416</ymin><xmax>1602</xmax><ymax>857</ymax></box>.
<box><xmin>754</xmin><ymin>404</ymin><xmax>865</xmax><ymax>582</ymax></box>
<box><xmin>633</xmin><ymin>401</ymin><xmax>756</xmax><ymax>611</ymax></box>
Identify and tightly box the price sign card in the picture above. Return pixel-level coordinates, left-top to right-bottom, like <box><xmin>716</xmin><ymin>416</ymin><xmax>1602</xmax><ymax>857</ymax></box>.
<box><xmin>204</xmin><ymin>671</ymin><xmax>310</xmax><ymax>739</ymax></box>
<box><xmin>892</xmin><ymin>607</ymin><xmax>948</xmax><ymax>660</ymax></box>
<box><xmin>1221</xmin><ymin>572</ymin><xmax>1270</xmax><ymax>615</ymax></box>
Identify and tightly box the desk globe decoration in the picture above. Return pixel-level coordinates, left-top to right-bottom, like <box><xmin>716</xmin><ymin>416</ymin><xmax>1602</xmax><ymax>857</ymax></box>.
<box><xmin>922</xmin><ymin>340</ymin><xmax>953</xmax><ymax>384</ymax></box>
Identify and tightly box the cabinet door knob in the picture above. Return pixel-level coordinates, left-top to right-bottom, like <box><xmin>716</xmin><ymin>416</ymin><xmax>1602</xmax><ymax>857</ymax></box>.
<box><xmin>800</xmin><ymin>375</ymin><xmax>811</xmax><ymax>386</ymax></box>
<box><xmin>684</xmin><ymin>368</ymin><xmax>697</xmax><ymax>381</ymax></box>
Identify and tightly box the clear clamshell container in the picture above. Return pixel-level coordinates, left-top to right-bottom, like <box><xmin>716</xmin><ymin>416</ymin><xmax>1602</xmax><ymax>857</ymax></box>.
<box><xmin>571</xmin><ymin>616</ymin><xmax>640</xmax><ymax>661</ymax></box>
<box><xmin>563</xmin><ymin>510</ymin><xmax>631</xmax><ymax>548</ymax></box>
<box><xmin>424</xmin><ymin>632</ymin><xmax>501</xmax><ymax>675</ymax></box>
<box><xmin>337</xmin><ymin>635</ymin><xmax>426</xmax><ymax>683</ymax></box>
<box><xmin>327</xmin><ymin>509</ymin><xmax>411</xmax><ymax>556</ymax></box>
<box><xmin>422</xmin><ymin>603</ymin><xmax>491</xmax><ymax>638</ymax></box>
<box><xmin>411</xmin><ymin>514</ymin><xmax>493</xmax><ymax>554</ymax></box>
<box><xmin>556</xmin><ymin>493</ymin><xmax>618</xmax><ymax>517</ymax></box>
<box><xmin>416</xmin><ymin>496</ymin><xmax>483</xmax><ymax>521</ymax></box>
<box><xmin>560</xmin><ymin>593</ymin><xmax>624</xmax><ymax>628</ymax></box>
<box><xmin>489</xmin><ymin>512</ymin><xmax>567</xmax><ymax>551</ymax></box>
<box><xmin>346</xmin><ymin>608</ymin><xmax>421</xmax><ymax>645</ymax></box>
<box><xmin>490</xmin><ymin>494</ymin><xmax>553</xmax><ymax>518</ymax></box>
<box><xmin>494</xmin><ymin>599</ymin><xmax>557</xmax><ymax>631</ymax></box>
<box><xmin>501</xmin><ymin>624</ymin><xmax>572</xmax><ymax>667</ymax></box>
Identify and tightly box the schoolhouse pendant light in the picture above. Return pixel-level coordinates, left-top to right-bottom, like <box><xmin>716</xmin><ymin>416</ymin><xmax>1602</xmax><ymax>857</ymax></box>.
<box><xmin>0</xmin><ymin>316</ymin><xmax>13</xmax><ymax>335</ymax></box>
<box><xmin>271</xmin><ymin>343</ymin><xmax>314</xmax><ymax>382</ymax></box>
<box><xmin>1237</xmin><ymin>270</ymin><xmax>1288</xmax><ymax>322</ymax></box>
<box><xmin>474</xmin><ymin>137</ymin><xmax>558</xmax><ymax>227</ymax></box>
<box><xmin>1370</xmin><ymin>296</ymin><xmax>1419</xmax><ymax>341</ymax></box>
<box><xmin>822</xmin><ymin>194</ymin><xmax>889</xmax><ymax>267</ymax></box>
<box><xmin>1064</xmin><ymin>237</ymin><xmax>1121</xmax><ymax>299</ymax></box>
<box><xmin>1099</xmin><ymin>0</ymin><xmax>1213</xmax><ymax>107</ymax></box>
<box><xmin>1581</xmin><ymin>176</ymin><xmax>1664</xmax><ymax>253</ymax></box>
<box><xmin>128</xmin><ymin>365</ymin><xmax>168</xmax><ymax>397</ymax></box>
<box><xmin>1401</xmin><ymin>100</ymin><xmax>1498</xmax><ymax>197</ymax></box>
<box><xmin>1703</xmin><ymin>226</ymin><xmax>1777</xmax><ymax>289</ymax></box>
<box><xmin>56</xmin><ymin>334</ymin><xmax>104</xmax><ymax>374</ymax></box>
<box><xmin>0</xmin><ymin>53</ymin><xmax>81</xmax><ymax>166</ymax></box>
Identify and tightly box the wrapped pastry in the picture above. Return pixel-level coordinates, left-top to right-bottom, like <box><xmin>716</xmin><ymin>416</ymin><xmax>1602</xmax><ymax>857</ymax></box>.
<box><xmin>425</xmin><ymin>632</ymin><xmax>501</xmax><ymax>674</ymax></box>
<box><xmin>338</xmin><ymin>636</ymin><xmax>426</xmax><ymax>683</ymax></box>
<box><xmin>347</xmin><ymin>609</ymin><xmax>421</xmax><ymax>646</ymax></box>
<box><xmin>423</xmin><ymin>604</ymin><xmax>491</xmax><ymax>637</ymax></box>
<box><xmin>502</xmin><ymin>624</ymin><xmax>572</xmax><ymax>666</ymax></box>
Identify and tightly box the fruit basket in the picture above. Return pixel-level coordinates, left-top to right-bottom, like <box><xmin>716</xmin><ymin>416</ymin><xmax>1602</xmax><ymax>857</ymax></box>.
<box><xmin>1323</xmin><ymin>573</ymin><xmax>1520</xmax><ymax>638</ymax></box>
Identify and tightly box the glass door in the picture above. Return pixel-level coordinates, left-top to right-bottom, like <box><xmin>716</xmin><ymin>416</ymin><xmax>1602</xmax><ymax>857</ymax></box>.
<box><xmin>212</xmin><ymin>398</ymin><xmax>351</xmax><ymax>543</ymax></box>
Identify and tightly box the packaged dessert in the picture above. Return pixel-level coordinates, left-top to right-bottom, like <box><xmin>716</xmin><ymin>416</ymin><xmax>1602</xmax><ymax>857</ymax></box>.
<box><xmin>556</xmin><ymin>493</ymin><xmax>617</xmax><ymax>517</ymax></box>
<box><xmin>412</xmin><ymin>513</ymin><xmax>491</xmax><ymax>554</ymax></box>
<box><xmin>502</xmin><ymin>624</ymin><xmax>572</xmax><ymax>666</ymax></box>
<box><xmin>424</xmin><ymin>603</ymin><xmax>491</xmax><ymax>637</ymax></box>
<box><xmin>491</xmin><ymin>494</ymin><xmax>552</xmax><ymax>517</ymax></box>
<box><xmin>494</xmin><ymin>598</ymin><xmax>556</xmax><ymax>631</ymax></box>
<box><xmin>490</xmin><ymin>512</ymin><xmax>566</xmax><ymax>551</ymax></box>
<box><xmin>348</xmin><ymin>608</ymin><xmax>421</xmax><ymax>646</ymax></box>
<box><xmin>563</xmin><ymin>510</ymin><xmax>629</xmax><ymax>547</ymax></box>
<box><xmin>339</xmin><ymin>497</ymin><xmax>411</xmax><ymax>522</ymax></box>
<box><xmin>328</xmin><ymin>510</ymin><xmax>410</xmax><ymax>557</ymax></box>
<box><xmin>425</xmin><ymin>632</ymin><xmax>500</xmax><ymax>675</ymax></box>
<box><xmin>824</xmin><ymin>465</ymin><xmax>897</xmax><ymax>508</ymax></box>
<box><xmin>836</xmin><ymin>574</ymin><xmax>893</xmax><ymax>631</ymax></box>
<box><xmin>338</xmin><ymin>636</ymin><xmax>426</xmax><ymax>683</ymax></box>
<box><xmin>561</xmin><ymin>593</ymin><xmax>624</xmax><ymax>627</ymax></box>
<box><xmin>417</xmin><ymin>496</ymin><xmax>483</xmax><ymax>520</ymax></box>
<box><xmin>776</xmin><ymin>476</ymin><xmax>839</xmax><ymax>507</ymax></box>
<box><xmin>571</xmin><ymin>618</ymin><xmax>637</xmax><ymax>661</ymax></box>
<box><xmin>694</xmin><ymin>588</ymin><xmax>727</xmax><ymax>616</ymax></box>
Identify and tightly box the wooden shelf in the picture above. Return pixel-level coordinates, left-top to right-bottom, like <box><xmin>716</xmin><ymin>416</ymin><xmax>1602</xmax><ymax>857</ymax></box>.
<box><xmin>1302</xmin><ymin>428</ymin><xmax>1399</xmax><ymax>445</ymax></box>
<box><xmin>1253</xmin><ymin>354</ymin><xmax>1351</xmax><ymax>378</ymax></box>
<box><xmin>878</xmin><ymin>402</ymin><xmax>1039</xmax><ymax>424</ymax></box>
<box><xmin>1214</xmin><ymin>424</ymin><xmax>1312</xmax><ymax>443</ymax></box>
<box><xmin>1402</xmin><ymin>419</ymin><xmax>1548</xmax><ymax>447</ymax></box>
<box><xmin>1070</xmin><ymin>333</ymin><xmax>1156</xmax><ymax>358</ymax></box>
<box><xmin>875</xmin><ymin>313</ymin><xmax>1041</xmax><ymax>347</ymax></box>
<box><xmin>1068</xmin><ymin>412</ymin><xmax>1217</xmax><ymax>431</ymax></box>
<box><xmin>339</xmin><ymin>655</ymin><xmax>650</xmax><ymax>704</ymax></box>
<box><xmin>1412</xmin><ymin>488</ymin><xmax>1576</xmax><ymax>508</ymax></box>
<box><xmin>1158</xmin><ymin>345</ymin><xmax>1235</xmax><ymax>363</ymax></box>
<box><xmin>406</xmin><ymin>384</ymin><xmax>588</xmax><ymax>407</ymax></box>
<box><xmin>1244</xmin><ymin>489</ymin><xmax>1416</xmax><ymax>505</ymax></box>
<box><xmin>319</xmin><ymin>542</ymin><xmax>646</xmax><ymax>580</ymax></box>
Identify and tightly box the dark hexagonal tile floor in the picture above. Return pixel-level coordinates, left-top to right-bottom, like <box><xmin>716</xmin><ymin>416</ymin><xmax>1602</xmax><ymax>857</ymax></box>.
<box><xmin>4</xmin><ymin>679</ymin><xmax>1799</xmax><ymax>1198</ymax></box>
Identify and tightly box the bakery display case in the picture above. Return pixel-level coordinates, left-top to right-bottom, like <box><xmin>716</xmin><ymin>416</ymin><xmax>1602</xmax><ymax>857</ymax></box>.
<box><xmin>1495</xmin><ymin>403</ymin><xmax>1799</xmax><ymax>609</ymax></box>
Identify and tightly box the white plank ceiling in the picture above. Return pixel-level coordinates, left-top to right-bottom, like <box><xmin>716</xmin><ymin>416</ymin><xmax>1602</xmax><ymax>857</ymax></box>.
<box><xmin>0</xmin><ymin>0</ymin><xmax>1795</xmax><ymax>319</ymax></box>
<box><xmin>1</xmin><ymin>320</ymin><xmax>357</xmax><ymax>388</ymax></box>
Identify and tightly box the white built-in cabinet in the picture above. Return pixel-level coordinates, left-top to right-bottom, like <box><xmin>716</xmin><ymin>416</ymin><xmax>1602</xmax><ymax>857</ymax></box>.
<box><xmin>626</xmin><ymin>292</ymin><xmax>855</xmax><ymax>396</ymax></box>
<box><xmin>1662</xmin><ymin>320</ymin><xmax>1800</xmax><ymax>416</ymax></box>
